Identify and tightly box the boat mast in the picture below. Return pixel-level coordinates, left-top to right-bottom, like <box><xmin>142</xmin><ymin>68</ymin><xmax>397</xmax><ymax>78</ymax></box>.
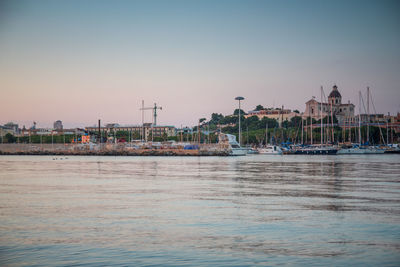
<box><xmin>305</xmin><ymin>115</ymin><xmax>308</xmax><ymax>144</ymax></box>
<box><xmin>265</xmin><ymin>122</ymin><xmax>268</xmax><ymax>146</ymax></box>
<box><xmin>386</xmin><ymin>113</ymin><xmax>389</xmax><ymax>145</ymax></box>
<box><xmin>358</xmin><ymin>91</ymin><xmax>362</xmax><ymax>145</ymax></box>
<box><xmin>320</xmin><ymin>86</ymin><xmax>323</xmax><ymax>146</ymax></box>
<box><xmin>142</xmin><ymin>100</ymin><xmax>145</xmax><ymax>141</ymax></box>
<box><xmin>330</xmin><ymin>96</ymin><xmax>334</xmax><ymax>144</ymax></box>
<box><xmin>367</xmin><ymin>87</ymin><xmax>370</xmax><ymax>144</ymax></box>
<box><xmin>301</xmin><ymin>115</ymin><xmax>304</xmax><ymax>145</ymax></box>
<box><xmin>310</xmin><ymin>101</ymin><xmax>313</xmax><ymax>145</ymax></box>
<box><xmin>348</xmin><ymin>116</ymin><xmax>351</xmax><ymax>143</ymax></box>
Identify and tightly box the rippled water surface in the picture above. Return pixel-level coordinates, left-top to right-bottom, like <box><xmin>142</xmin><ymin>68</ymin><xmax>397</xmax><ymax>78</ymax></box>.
<box><xmin>0</xmin><ymin>155</ymin><xmax>399</xmax><ymax>266</ymax></box>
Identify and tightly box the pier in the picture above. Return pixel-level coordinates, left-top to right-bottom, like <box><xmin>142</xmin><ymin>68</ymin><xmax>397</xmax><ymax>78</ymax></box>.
<box><xmin>0</xmin><ymin>143</ymin><xmax>231</xmax><ymax>156</ymax></box>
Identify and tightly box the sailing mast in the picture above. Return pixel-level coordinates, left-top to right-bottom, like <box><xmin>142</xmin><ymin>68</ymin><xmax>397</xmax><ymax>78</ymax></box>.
<box><xmin>310</xmin><ymin>101</ymin><xmax>313</xmax><ymax>145</ymax></box>
<box><xmin>301</xmin><ymin>116</ymin><xmax>304</xmax><ymax>145</ymax></box>
<box><xmin>348</xmin><ymin>116</ymin><xmax>351</xmax><ymax>143</ymax></box>
<box><xmin>358</xmin><ymin>91</ymin><xmax>362</xmax><ymax>145</ymax></box>
<box><xmin>367</xmin><ymin>87</ymin><xmax>370</xmax><ymax>144</ymax></box>
<box><xmin>330</xmin><ymin>96</ymin><xmax>334</xmax><ymax>144</ymax></box>
<box><xmin>305</xmin><ymin>115</ymin><xmax>308</xmax><ymax>144</ymax></box>
<box><xmin>386</xmin><ymin>113</ymin><xmax>389</xmax><ymax>145</ymax></box>
<box><xmin>320</xmin><ymin>86</ymin><xmax>323</xmax><ymax>146</ymax></box>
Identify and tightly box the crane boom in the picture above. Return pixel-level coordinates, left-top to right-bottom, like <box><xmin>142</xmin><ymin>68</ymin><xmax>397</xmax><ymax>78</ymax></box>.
<box><xmin>140</xmin><ymin>103</ymin><xmax>162</xmax><ymax>125</ymax></box>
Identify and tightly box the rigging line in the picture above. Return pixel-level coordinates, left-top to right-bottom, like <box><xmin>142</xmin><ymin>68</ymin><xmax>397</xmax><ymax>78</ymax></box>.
<box><xmin>369</xmin><ymin>90</ymin><xmax>386</xmax><ymax>145</ymax></box>
<box><xmin>360</xmin><ymin>92</ymin><xmax>367</xmax><ymax>115</ymax></box>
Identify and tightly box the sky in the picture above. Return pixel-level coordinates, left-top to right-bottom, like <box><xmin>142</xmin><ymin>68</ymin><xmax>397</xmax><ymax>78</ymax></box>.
<box><xmin>0</xmin><ymin>0</ymin><xmax>399</xmax><ymax>129</ymax></box>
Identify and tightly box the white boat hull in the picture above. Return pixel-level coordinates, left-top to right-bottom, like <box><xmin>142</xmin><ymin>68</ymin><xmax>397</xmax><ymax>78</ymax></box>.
<box><xmin>257</xmin><ymin>146</ymin><xmax>283</xmax><ymax>155</ymax></box>
<box><xmin>230</xmin><ymin>148</ymin><xmax>248</xmax><ymax>156</ymax></box>
<box><xmin>258</xmin><ymin>149</ymin><xmax>282</xmax><ymax>155</ymax></box>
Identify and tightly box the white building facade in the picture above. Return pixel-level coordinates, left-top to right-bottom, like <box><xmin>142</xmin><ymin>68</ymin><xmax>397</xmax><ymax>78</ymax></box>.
<box><xmin>304</xmin><ymin>85</ymin><xmax>355</xmax><ymax>124</ymax></box>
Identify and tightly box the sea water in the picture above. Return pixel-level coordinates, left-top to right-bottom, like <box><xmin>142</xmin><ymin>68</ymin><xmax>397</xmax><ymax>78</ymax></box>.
<box><xmin>0</xmin><ymin>155</ymin><xmax>399</xmax><ymax>266</ymax></box>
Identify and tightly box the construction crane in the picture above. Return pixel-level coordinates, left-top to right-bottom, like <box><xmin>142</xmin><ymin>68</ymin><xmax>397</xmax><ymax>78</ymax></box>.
<box><xmin>140</xmin><ymin>101</ymin><xmax>162</xmax><ymax>142</ymax></box>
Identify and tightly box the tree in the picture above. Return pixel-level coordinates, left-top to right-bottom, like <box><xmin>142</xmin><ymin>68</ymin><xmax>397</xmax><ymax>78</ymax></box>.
<box><xmin>259</xmin><ymin>117</ymin><xmax>278</xmax><ymax>129</ymax></box>
<box><xmin>255</xmin><ymin>105</ymin><xmax>264</xmax><ymax>111</ymax></box>
<box><xmin>293</xmin><ymin>110</ymin><xmax>300</xmax><ymax>114</ymax></box>
<box><xmin>243</xmin><ymin>115</ymin><xmax>260</xmax><ymax>131</ymax></box>
<box><xmin>4</xmin><ymin>133</ymin><xmax>16</xmax><ymax>143</ymax></box>
<box><xmin>233</xmin><ymin>109</ymin><xmax>247</xmax><ymax>116</ymax></box>
<box><xmin>210</xmin><ymin>113</ymin><xmax>224</xmax><ymax>124</ymax></box>
<box><xmin>162</xmin><ymin>132</ymin><xmax>168</xmax><ymax>141</ymax></box>
<box><xmin>219</xmin><ymin>116</ymin><xmax>237</xmax><ymax>125</ymax></box>
<box><xmin>290</xmin><ymin>116</ymin><xmax>302</xmax><ymax>127</ymax></box>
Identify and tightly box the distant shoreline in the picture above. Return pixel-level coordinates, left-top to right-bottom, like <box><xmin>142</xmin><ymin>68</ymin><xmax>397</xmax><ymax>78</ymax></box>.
<box><xmin>0</xmin><ymin>143</ymin><xmax>230</xmax><ymax>156</ymax></box>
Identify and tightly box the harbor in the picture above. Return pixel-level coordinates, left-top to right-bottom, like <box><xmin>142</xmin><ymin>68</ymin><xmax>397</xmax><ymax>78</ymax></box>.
<box><xmin>1</xmin><ymin>86</ymin><xmax>399</xmax><ymax>157</ymax></box>
<box><xmin>1</xmin><ymin>1</ymin><xmax>399</xmax><ymax>266</ymax></box>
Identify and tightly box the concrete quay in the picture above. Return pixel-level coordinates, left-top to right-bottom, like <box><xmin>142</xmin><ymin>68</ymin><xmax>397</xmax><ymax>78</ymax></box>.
<box><xmin>0</xmin><ymin>144</ymin><xmax>231</xmax><ymax>156</ymax></box>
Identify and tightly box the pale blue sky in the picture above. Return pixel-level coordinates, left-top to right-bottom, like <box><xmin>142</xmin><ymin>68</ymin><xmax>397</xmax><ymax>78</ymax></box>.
<box><xmin>0</xmin><ymin>0</ymin><xmax>399</xmax><ymax>128</ymax></box>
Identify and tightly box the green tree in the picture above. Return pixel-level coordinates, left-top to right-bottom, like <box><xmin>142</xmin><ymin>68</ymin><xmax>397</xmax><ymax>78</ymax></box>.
<box><xmin>233</xmin><ymin>109</ymin><xmax>247</xmax><ymax>116</ymax></box>
<box><xmin>255</xmin><ymin>105</ymin><xmax>264</xmax><ymax>111</ymax></box>
<box><xmin>4</xmin><ymin>133</ymin><xmax>16</xmax><ymax>143</ymax></box>
<box><xmin>210</xmin><ymin>113</ymin><xmax>224</xmax><ymax>124</ymax></box>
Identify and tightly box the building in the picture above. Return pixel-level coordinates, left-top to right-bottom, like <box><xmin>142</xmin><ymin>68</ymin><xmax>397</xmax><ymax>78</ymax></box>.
<box><xmin>85</xmin><ymin>124</ymin><xmax>176</xmax><ymax>140</ymax></box>
<box><xmin>0</xmin><ymin>122</ymin><xmax>19</xmax><ymax>136</ymax></box>
<box><xmin>0</xmin><ymin>126</ymin><xmax>15</xmax><ymax>137</ymax></box>
<box><xmin>359</xmin><ymin>114</ymin><xmax>386</xmax><ymax>124</ymax></box>
<box><xmin>53</xmin><ymin>120</ymin><xmax>63</xmax><ymax>130</ymax></box>
<box><xmin>20</xmin><ymin>127</ymin><xmax>84</xmax><ymax>137</ymax></box>
<box><xmin>246</xmin><ymin>107</ymin><xmax>300</xmax><ymax>126</ymax></box>
<box><xmin>4</xmin><ymin>122</ymin><xmax>19</xmax><ymax>133</ymax></box>
<box><xmin>304</xmin><ymin>85</ymin><xmax>355</xmax><ymax>124</ymax></box>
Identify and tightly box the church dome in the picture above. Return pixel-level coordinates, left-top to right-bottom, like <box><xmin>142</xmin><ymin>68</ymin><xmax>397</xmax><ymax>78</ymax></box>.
<box><xmin>328</xmin><ymin>85</ymin><xmax>341</xmax><ymax>98</ymax></box>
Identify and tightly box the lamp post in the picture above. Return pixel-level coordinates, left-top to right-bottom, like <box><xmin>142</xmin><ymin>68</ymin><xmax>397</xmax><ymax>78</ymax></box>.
<box><xmin>235</xmin><ymin>96</ymin><xmax>245</xmax><ymax>146</ymax></box>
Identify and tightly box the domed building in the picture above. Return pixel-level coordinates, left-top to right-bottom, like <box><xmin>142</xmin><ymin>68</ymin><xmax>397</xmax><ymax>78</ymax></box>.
<box><xmin>328</xmin><ymin>85</ymin><xmax>341</xmax><ymax>105</ymax></box>
<box><xmin>304</xmin><ymin>85</ymin><xmax>355</xmax><ymax>124</ymax></box>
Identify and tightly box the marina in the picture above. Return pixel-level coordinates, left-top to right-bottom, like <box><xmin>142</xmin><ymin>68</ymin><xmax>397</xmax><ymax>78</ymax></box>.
<box><xmin>0</xmin><ymin>1</ymin><xmax>399</xmax><ymax>266</ymax></box>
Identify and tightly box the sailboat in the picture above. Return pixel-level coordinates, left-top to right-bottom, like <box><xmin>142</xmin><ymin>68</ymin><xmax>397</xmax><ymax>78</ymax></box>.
<box><xmin>338</xmin><ymin>88</ymin><xmax>384</xmax><ymax>154</ymax></box>
<box><xmin>288</xmin><ymin>87</ymin><xmax>338</xmax><ymax>155</ymax></box>
<box><xmin>257</xmin><ymin>122</ymin><xmax>283</xmax><ymax>155</ymax></box>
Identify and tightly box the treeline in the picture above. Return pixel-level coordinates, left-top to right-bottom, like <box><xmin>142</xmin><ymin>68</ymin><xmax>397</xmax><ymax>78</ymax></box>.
<box><xmin>195</xmin><ymin>107</ymin><xmax>397</xmax><ymax>145</ymax></box>
<box><xmin>0</xmin><ymin>133</ymin><xmax>76</xmax><ymax>144</ymax></box>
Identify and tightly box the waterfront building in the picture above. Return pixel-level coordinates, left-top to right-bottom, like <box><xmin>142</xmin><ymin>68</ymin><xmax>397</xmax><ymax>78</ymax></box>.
<box><xmin>359</xmin><ymin>114</ymin><xmax>386</xmax><ymax>124</ymax></box>
<box><xmin>53</xmin><ymin>120</ymin><xmax>63</xmax><ymax>130</ymax></box>
<box><xmin>0</xmin><ymin>122</ymin><xmax>19</xmax><ymax>136</ymax></box>
<box><xmin>246</xmin><ymin>107</ymin><xmax>300</xmax><ymax>126</ymax></box>
<box><xmin>20</xmin><ymin>127</ymin><xmax>84</xmax><ymax>137</ymax></box>
<box><xmin>0</xmin><ymin>126</ymin><xmax>15</xmax><ymax>137</ymax></box>
<box><xmin>4</xmin><ymin>122</ymin><xmax>19</xmax><ymax>134</ymax></box>
<box><xmin>85</xmin><ymin>124</ymin><xmax>176</xmax><ymax>139</ymax></box>
<box><xmin>304</xmin><ymin>85</ymin><xmax>355</xmax><ymax>124</ymax></box>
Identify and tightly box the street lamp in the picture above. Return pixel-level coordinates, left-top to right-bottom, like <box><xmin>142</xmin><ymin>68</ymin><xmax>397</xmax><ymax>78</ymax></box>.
<box><xmin>235</xmin><ymin>96</ymin><xmax>245</xmax><ymax>146</ymax></box>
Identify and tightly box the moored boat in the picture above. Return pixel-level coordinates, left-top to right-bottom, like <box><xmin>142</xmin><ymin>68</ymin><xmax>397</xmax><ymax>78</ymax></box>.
<box><xmin>337</xmin><ymin>145</ymin><xmax>385</xmax><ymax>154</ymax></box>
<box><xmin>285</xmin><ymin>145</ymin><xmax>338</xmax><ymax>155</ymax></box>
<box><xmin>257</xmin><ymin>145</ymin><xmax>282</xmax><ymax>155</ymax></box>
<box><xmin>218</xmin><ymin>133</ymin><xmax>247</xmax><ymax>156</ymax></box>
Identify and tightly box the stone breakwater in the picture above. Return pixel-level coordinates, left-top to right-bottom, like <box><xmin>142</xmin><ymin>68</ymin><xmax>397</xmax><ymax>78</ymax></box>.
<box><xmin>0</xmin><ymin>144</ymin><xmax>231</xmax><ymax>156</ymax></box>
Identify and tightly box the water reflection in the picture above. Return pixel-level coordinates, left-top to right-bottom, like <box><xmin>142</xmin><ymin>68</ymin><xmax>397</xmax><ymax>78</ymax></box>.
<box><xmin>0</xmin><ymin>155</ymin><xmax>399</xmax><ymax>266</ymax></box>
